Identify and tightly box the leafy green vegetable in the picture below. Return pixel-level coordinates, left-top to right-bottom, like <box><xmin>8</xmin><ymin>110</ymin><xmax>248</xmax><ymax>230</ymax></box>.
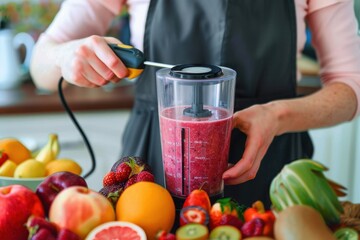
<box><xmin>270</xmin><ymin>159</ymin><xmax>346</xmax><ymax>225</ymax></box>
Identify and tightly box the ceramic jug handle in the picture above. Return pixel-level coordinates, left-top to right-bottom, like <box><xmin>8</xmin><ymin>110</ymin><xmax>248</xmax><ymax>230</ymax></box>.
<box><xmin>13</xmin><ymin>32</ymin><xmax>35</xmax><ymax>72</ymax></box>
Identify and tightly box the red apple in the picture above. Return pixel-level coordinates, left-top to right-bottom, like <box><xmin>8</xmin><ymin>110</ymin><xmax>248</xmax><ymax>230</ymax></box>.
<box><xmin>36</xmin><ymin>171</ymin><xmax>87</xmax><ymax>216</ymax></box>
<box><xmin>49</xmin><ymin>186</ymin><xmax>116</xmax><ymax>239</ymax></box>
<box><xmin>57</xmin><ymin>228</ymin><xmax>81</xmax><ymax>240</ymax></box>
<box><xmin>0</xmin><ymin>185</ymin><xmax>45</xmax><ymax>240</ymax></box>
<box><xmin>26</xmin><ymin>215</ymin><xmax>58</xmax><ymax>239</ymax></box>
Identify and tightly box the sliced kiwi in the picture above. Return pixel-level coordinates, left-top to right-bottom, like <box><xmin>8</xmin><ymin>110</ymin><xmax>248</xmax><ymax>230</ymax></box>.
<box><xmin>176</xmin><ymin>223</ymin><xmax>209</xmax><ymax>240</ymax></box>
<box><xmin>334</xmin><ymin>227</ymin><xmax>359</xmax><ymax>240</ymax></box>
<box><xmin>209</xmin><ymin>225</ymin><xmax>241</xmax><ymax>240</ymax></box>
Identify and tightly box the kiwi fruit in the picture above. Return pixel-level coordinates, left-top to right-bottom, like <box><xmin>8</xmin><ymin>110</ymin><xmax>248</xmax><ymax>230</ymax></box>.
<box><xmin>176</xmin><ymin>223</ymin><xmax>209</xmax><ymax>240</ymax></box>
<box><xmin>209</xmin><ymin>225</ymin><xmax>242</xmax><ymax>240</ymax></box>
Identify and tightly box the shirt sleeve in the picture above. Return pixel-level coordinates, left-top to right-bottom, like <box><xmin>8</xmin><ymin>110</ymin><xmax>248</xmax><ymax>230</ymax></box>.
<box><xmin>307</xmin><ymin>1</ymin><xmax>360</xmax><ymax>118</ymax></box>
<box><xmin>45</xmin><ymin>0</ymin><xmax>124</xmax><ymax>43</ymax></box>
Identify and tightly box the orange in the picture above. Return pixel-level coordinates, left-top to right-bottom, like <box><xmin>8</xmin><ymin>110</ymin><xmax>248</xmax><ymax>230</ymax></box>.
<box><xmin>116</xmin><ymin>182</ymin><xmax>175</xmax><ymax>240</ymax></box>
<box><xmin>45</xmin><ymin>158</ymin><xmax>82</xmax><ymax>176</ymax></box>
<box><xmin>0</xmin><ymin>138</ymin><xmax>31</xmax><ymax>165</ymax></box>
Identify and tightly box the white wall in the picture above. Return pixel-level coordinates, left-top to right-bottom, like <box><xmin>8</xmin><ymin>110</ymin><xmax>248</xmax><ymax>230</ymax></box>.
<box><xmin>309</xmin><ymin>118</ymin><xmax>360</xmax><ymax>203</ymax></box>
<box><xmin>353</xmin><ymin>119</ymin><xmax>360</xmax><ymax>201</ymax></box>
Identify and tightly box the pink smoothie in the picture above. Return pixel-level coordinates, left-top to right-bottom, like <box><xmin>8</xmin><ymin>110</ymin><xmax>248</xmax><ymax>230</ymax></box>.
<box><xmin>159</xmin><ymin>106</ymin><xmax>232</xmax><ymax>197</ymax></box>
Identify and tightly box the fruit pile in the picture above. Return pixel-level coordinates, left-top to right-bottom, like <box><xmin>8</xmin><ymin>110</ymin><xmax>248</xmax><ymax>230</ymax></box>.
<box><xmin>0</xmin><ymin>153</ymin><xmax>168</xmax><ymax>240</ymax></box>
<box><xmin>0</xmin><ymin>169</ymin><xmax>132</xmax><ymax>240</ymax></box>
<box><xmin>0</xmin><ymin>134</ymin><xmax>82</xmax><ymax>178</ymax></box>
<box><xmin>0</xmin><ymin>153</ymin><xmax>359</xmax><ymax>240</ymax></box>
<box><xmin>161</xmin><ymin>160</ymin><xmax>360</xmax><ymax>240</ymax></box>
<box><xmin>0</xmin><ymin>172</ymin><xmax>90</xmax><ymax>240</ymax></box>
<box><xmin>99</xmin><ymin>156</ymin><xmax>155</xmax><ymax>207</ymax></box>
<box><xmin>169</xmin><ymin>188</ymin><xmax>275</xmax><ymax>240</ymax></box>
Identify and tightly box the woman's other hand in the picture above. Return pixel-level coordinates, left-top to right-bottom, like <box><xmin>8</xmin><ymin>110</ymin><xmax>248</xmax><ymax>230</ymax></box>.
<box><xmin>222</xmin><ymin>103</ymin><xmax>281</xmax><ymax>185</ymax></box>
<box><xmin>222</xmin><ymin>81</ymin><xmax>358</xmax><ymax>185</ymax></box>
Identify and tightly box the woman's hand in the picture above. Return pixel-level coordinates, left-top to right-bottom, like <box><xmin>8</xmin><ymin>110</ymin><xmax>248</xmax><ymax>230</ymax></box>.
<box><xmin>222</xmin><ymin>81</ymin><xmax>358</xmax><ymax>185</ymax></box>
<box><xmin>56</xmin><ymin>35</ymin><xmax>129</xmax><ymax>88</ymax></box>
<box><xmin>222</xmin><ymin>103</ymin><xmax>281</xmax><ymax>185</ymax></box>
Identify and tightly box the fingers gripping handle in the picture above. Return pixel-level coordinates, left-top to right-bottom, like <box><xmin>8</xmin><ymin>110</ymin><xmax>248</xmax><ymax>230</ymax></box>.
<box><xmin>108</xmin><ymin>43</ymin><xmax>145</xmax><ymax>79</ymax></box>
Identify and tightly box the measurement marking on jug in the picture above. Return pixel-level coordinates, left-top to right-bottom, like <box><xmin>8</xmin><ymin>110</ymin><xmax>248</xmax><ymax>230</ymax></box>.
<box><xmin>181</xmin><ymin>128</ymin><xmax>185</xmax><ymax>195</ymax></box>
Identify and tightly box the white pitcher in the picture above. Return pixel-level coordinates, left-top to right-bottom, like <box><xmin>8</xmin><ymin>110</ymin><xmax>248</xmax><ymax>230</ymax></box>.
<box><xmin>0</xmin><ymin>29</ymin><xmax>35</xmax><ymax>90</ymax></box>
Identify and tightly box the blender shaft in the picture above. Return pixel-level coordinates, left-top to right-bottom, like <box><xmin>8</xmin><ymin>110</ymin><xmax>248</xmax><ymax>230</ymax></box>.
<box><xmin>144</xmin><ymin>61</ymin><xmax>175</xmax><ymax>68</ymax></box>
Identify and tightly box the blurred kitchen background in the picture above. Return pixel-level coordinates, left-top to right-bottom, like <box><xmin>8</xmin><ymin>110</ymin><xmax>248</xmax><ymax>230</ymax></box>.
<box><xmin>0</xmin><ymin>0</ymin><xmax>132</xmax><ymax>192</ymax></box>
<box><xmin>0</xmin><ymin>0</ymin><xmax>359</xmax><ymax>202</ymax></box>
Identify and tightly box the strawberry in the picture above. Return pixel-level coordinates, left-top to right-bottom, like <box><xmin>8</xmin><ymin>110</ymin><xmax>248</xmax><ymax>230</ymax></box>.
<box><xmin>209</xmin><ymin>198</ymin><xmax>244</xmax><ymax>230</ymax></box>
<box><xmin>183</xmin><ymin>185</ymin><xmax>211</xmax><ymax>213</ymax></box>
<box><xmin>136</xmin><ymin>171</ymin><xmax>155</xmax><ymax>182</ymax></box>
<box><xmin>0</xmin><ymin>150</ymin><xmax>9</xmax><ymax>166</ymax></box>
<box><xmin>180</xmin><ymin>205</ymin><xmax>209</xmax><ymax>226</ymax></box>
<box><xmin>114</xmin><ymin>162</ymin><xmax>132</xmax><ymax>182</ymax></box>
<box><xmin>241</xmin><ymin>217</ymin><xmax>265</xmax><ymax>238</ymax></box>
<box><xmin>111</xmin><ymin>156</ymin><xmax>152</xmax><ymax>174</ymax></box>
<box><xmin>124</xmin><ymin>174</ymin><xmax>138</xmax><ymax>189</ymax></box>
<box><xmin>99</xmin><ymin>182</ymin><xmax>125</xmax><ymax>207</ymax></box>
<box><xmin>243</xmin><ymin>200</ymin><xmax>275</xmax><ymax>236</ymax></box>
<box><xmin>156</xmin><ymin>230</ymin><xmax>176</xmax><ymax>240</ymax></box>
<box><xmin>123</xmin><ymin>171</ymin><xmax>154</xmax><ymax>189</ymax></box>
<box><xmin>219</xmin><ymin>214</ymin><xmax>243</xmax><ymax>230</ymax></box>
<box><xmin>156</xmin><ymin>230</ymin><xmax>167</xmax><ymax>239</ymax></box>
<box><xmin>166</xmin><ymin>234</ymin><xmax>176</xmax><ymax>240</ymax></box>
<box><xmin>57</xmin><ymin>228</ymin><xmax>81</xmax><ymax>240</ymax></box>
<box><xmin>102</xmin><ymin>171</ymin><xmax>117</xmax><ymax>187</ymax></box>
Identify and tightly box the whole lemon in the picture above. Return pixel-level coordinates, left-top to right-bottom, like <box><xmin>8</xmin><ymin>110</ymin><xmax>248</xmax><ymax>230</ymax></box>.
<box><xmin>0</xmin><ymin>138</ymin><xmax>31</xmax><ymax>165</ymax></box>
<box><xmin>116</xmin><ymin>182</ymin><xmax>175</xmax><ymax>240</ymax></box>
<box><xmin>45</xmin><ymin>158</ymin><xmax>82</xmax><ymax>176</ymax></box>
<box><xmin>0</xmin><ymin>160</ymin><xmax>17</xmax><ymax>177</ymax></box>
<box><xmin>14</xmin><ymin>159</ymin><xmax>46</xmax><ymax>178</ymax></box>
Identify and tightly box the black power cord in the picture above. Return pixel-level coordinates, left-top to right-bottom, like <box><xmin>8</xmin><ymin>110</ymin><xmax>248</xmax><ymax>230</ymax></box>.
<box><xmin>57</xmin><ymin>77</ymin><xmax>96</xmax><ymax>179</ymax></box>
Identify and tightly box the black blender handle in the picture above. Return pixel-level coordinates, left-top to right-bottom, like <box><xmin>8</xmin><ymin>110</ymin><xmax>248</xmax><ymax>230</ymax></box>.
<box><xmin>108</xmin><ymin>43</ymin><xmax>145</xmax><ymax>79</ymax></box>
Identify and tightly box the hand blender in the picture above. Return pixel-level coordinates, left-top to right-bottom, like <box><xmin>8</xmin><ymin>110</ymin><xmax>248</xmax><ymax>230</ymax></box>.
<box><xmin>59</xmin><ymin>43</ymin><xmax>237</xmax><ymax>202</ymax></box>
<box><xmin>109</xmin><ymin>44</ymin><xmax>237</xmax><ymax>202</ymax></box>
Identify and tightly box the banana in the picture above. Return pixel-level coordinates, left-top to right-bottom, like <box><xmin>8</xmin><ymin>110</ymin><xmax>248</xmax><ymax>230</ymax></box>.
<box><xmin>51</xmin><ymin>134</ymin><xmax>60</xmax><ymax>158</ymax></box>
<box><xmin>35</xmin><ymin>133</ymin><xmax>60</xmax><ymax>164</ymax></box>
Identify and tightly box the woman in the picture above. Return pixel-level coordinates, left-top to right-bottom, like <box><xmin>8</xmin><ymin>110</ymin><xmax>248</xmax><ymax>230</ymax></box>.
<box><xmin>30</xmin><ymin>0</ymin><xmax>360</xmax><ymax>207</ymax></box>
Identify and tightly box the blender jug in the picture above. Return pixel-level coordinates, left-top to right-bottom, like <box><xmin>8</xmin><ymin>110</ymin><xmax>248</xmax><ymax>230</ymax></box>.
<box><xmin>156</xmin><ymin>64</ymin><xmax>236</xmax><ymax>199</ymax></box>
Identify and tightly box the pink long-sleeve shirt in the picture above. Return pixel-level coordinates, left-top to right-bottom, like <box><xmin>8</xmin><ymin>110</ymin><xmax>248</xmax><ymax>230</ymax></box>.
<box><xmin>45</xmin><ymin>0</ymin><xmax>360</xmax><ymax>116</ymax></box>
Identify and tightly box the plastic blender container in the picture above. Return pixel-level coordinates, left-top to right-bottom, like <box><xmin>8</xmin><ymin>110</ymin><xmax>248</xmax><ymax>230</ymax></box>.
<box><xmin>156</xmin><ymin>64</ymin><xmax>236</xmax><ymax>201</ymax></box>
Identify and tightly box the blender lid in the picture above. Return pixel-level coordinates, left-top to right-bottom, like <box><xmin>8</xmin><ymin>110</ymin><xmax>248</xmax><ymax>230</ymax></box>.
<box><xmin>170</xmin><ymin>64</ymin><xmax>223</xmax><ymax>79</ymax></box>
<box><xmin>168</xmin><ymin>64</ymin><xmax>224</xmax><ymax>118</ymax></box>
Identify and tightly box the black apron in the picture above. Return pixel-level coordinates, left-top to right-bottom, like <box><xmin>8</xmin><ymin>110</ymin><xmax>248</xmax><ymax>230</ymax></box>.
<box><xmin>122</xmin><ymin>0</ymin><xmax>313</xmax><ymax>208</ymax></box>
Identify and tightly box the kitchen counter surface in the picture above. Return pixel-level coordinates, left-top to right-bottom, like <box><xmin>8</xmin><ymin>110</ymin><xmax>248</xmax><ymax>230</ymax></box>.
<box><xmin>0</xmin><ymin>76</ymin><xmax>320</xmax><ymax>115</ymax></box>
<box><xmin>0</xmin><ymin>80</ymin><xmax>135</xmax><ymax>115</ymax></box>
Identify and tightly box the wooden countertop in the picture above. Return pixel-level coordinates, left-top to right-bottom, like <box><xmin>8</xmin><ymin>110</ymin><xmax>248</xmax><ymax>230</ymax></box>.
<box><xmin>0</xmin><ymin>81</ymin><xmax>135</xmax><ymax>115</ymax></box>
